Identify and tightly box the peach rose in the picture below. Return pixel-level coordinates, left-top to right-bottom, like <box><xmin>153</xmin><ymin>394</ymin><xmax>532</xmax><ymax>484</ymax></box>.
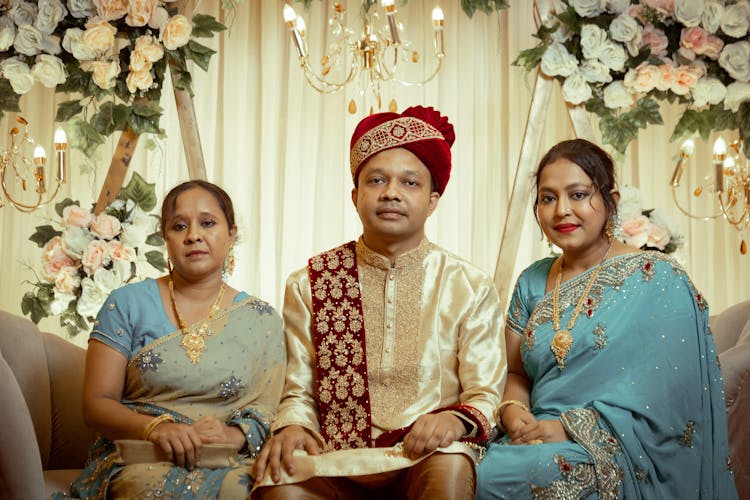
<box><xmin>624</xmin><ymin>62</ymin><xmax>660</xmax><ymax>93</ymax></box>
<box><xmin>640</xmin><ymin>0</ymin><xmax>674</xmax><ymax>12</ymax></box>
<box><xmin>107</xmin><ymin>240</ymin><xmax>136</xmax><ymax>262</ymax></box>
<box><xmin>62</xmin><ymin>205</ymin><xmax>93</xmax><ymax>228</ymax></box>
<box><xmin>82</xmin><ymin>239</ymin><xmax>110</xmax><ymax>276</ymax></box>
<box><xmin>160</xmin><ymin>14</ymin><xmax>192</xmax><ymax>50</ymax></box>
<box><xmin>671</xmin><ymin>65</ymin><xmax>702</xmax><ymax>96</ymax></box>
<box><xmin>89</xmin><ymin>213</ymin><xmax>121</xmax><ymax>240</ymax></box>
<box><xmin>647</xmin><ymin>222</ymin><xmax>670</xmax><ymax>250</ymax></box>
<box><xmin>134</xmin><ymin>35</ymin><xmax>164</xmax><ymax>63</ymax></box>
<box><xmin>654</xmin><ymin>63</ymin><xmax>676</xmax><ymax>92</ymax></box>
<box><xmin>83</xmin><ymin>58</ymin><xmax>120</xmax><ymax>90</ymax></box>
<box><xmin>641</xmin><ymin>24</ymin><xmax>668</xmax><ymax>57</ymax></box>
<box><xmin>82</xmin><ymin>19</ymin><xmax>117</xmax><ymax>55</ymax></box>
<box><xmin>42</xmin><ymin>236</ymin><xmax>77</xmax><ymax>282</ymax></box>
<box><xmin>126</xmin><ymin>0</ymin><xmax>157</xmax><ymax>27</ymax></box>
<box><xmin>621</xmin><ymin>215</ymin><xmax>650</xmax><ymax>249</ymax></box>
<box><xmin>126</xmin><ymin>68</ymin><xmax>153</xmax><ymax>93</ymax></box>
<box><xmin>681</xmin><ymin>27</ymin><xmax>723</xmax><ymax>61</ymax></box>
<box><xmin>129</xmin><ymin>50</ymin><xmax>150</xmax><ymax>73</ymax></box>
<box><xmin>94</xmin><ymin>0</ymin><xmax>128</xmax><ymax>21</ymax></box>
<box><xmin>54</xmin><ymin>266</ymin><xmax>81</xmax><ymax>295</ymax></box>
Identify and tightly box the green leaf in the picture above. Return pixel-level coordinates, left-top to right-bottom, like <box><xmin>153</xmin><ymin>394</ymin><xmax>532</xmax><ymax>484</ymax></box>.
<box><xmin>55</xmin><ymin>100</ymin><xmax>83</xmax><ymax>122</ymax></box>
<box><xmin>192</xmin><ymin>13</ymin><xmax>228</xmax><ymax>38</ymax></box>
<box><xmin>556</xmin><ymin>5</ymin><xmax>584</xmax><ymax>34</ymax></box>
<box><xmin>629</xmin><ymin>97</ymin><xmax>663</xmax><ymax>128</ymax></box>
<box><xmin>713</xmin><ymin>105</ymin><xmax>739</xmax><ymax>132</ymax></box>
<box><xmin>120</xmin><ymin>172</ymin><xmax>158</xmax><ymax>212</ymax></box>
<box><xmin>670</xmin><ymin>109</ymin><xmax>712</xmax><ymax>143</ymax></box>
<box><xmin>0</xmin><ymin>79</ymin><xmax>21</xmax><ymax>113</ymax></box>
<box><xmin>69</xmin><ymin>118</ymin><xmax>106</xmax><ymax>156</ymax></box>
<box><xmin>91</xmin><ymin>102</ymin><xmax>130</xmax><ymax>136</ymax></box>
<box><xmin>460</xmin><ymin>0</ymin><xmax>509</xmax><ymax>17</ymax></box>
<box><xmin>29</xmin><ymin>225</ymin><xmax>62</xmax><ymax>247</ymax></box>
<box><xmin>184</xmin><ymin>40</ymin><xmax>216</xmax><ymax>72</ymax></box>
<box><xmin>145</xmin><ymin>250</ymin><xmax>168</xmax><ymax>272</ymax></box>
<box><xmin>132</xmin><ymin>101</ymin><xmax>163</xmax><ymax>118</ymax></box>
<box><xmin>21</xmin><ymin>292</ymin><xmax>48</xmax><ymax>324</ymax></box>
<box><xmin>738</xmin><ymin>102</ymin><xmax>750</xmax><ymax>159</ymax></box>
<box><xmin>60</xmin><ymin>309</ymin><xmax>88</xmax><ymax>337</ymax></box>
<box><xmin>54</xmin><ymin>198</ymin><xmax>79</xmax><ymax>217</ymax></box>
<box><xmin>146</xmin><ymin>232</ymin><xmax>164</xmax><ymax>246</ymax></box>
<box><xmin>599</xmin><ymin>114</ymin><xmax>639</xmax><ymax>154</ymax></box>
<box><xmin>512</xmin><ymin>43</ymin><xmax>549</xmax><ymax>72</ymax></box>
<box><xmin>129</xmin><ymin>111</ymin><xmax>161</xmax><ymax>135</ymax></box>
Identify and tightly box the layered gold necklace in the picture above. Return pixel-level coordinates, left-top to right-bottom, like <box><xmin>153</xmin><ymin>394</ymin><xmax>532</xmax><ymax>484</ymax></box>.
<box><xmin>168</xmin><ymin>274</ymin><xmax>226</xmax><ymax>364</ymax></box>
<box><xmin>551</xmin><ymin>245</ymin><xmax>611</xmax><ymax>370</ymax></box>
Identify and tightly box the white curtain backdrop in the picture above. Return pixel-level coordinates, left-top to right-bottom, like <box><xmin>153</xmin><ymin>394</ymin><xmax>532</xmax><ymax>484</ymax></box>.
<box><xmin>1</xmin><ymin>1</ymin><xmax>748</xmax><ymax>347</ymax></box>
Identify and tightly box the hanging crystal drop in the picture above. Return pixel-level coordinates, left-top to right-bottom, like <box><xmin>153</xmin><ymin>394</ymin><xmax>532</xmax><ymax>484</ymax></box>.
<box><xmin>348</xmin><ymin>99</ymin><xmax>357</xmax><ymax>114</ymax></box>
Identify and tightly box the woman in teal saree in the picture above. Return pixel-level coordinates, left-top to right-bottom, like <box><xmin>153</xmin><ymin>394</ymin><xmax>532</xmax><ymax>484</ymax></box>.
<box><xmin>66</xmin><ymin>181</ymin><xmax>286</xmax><ymax>499</ymax></box>
<box><xmin>476</xmin><ymin>140</ymin><xmax>737</xmax><ymax>499</ymax></box>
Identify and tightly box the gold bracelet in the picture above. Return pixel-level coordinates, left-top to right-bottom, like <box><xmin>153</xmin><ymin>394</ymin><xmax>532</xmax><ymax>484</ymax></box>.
<box><xmin>493</xmin><ymin>400</ymin><xmax>530</xmax><ymax>431</ymax></box>
<box><xmin>142</xmin><ymin>414</ymin><xmax>175</xmax><ymax>441</ymax></box>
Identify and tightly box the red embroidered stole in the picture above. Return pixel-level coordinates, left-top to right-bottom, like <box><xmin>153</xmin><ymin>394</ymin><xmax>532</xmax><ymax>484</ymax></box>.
<box><xmin>308</xmin><ymin>241</ymin><xmax>373</xmax><ymax>450</ymax></box>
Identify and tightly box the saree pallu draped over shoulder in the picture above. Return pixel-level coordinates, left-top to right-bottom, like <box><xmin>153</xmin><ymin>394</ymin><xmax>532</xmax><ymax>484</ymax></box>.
<box><xmin>69</xmin><ymin>297</ymin><xmax>286</xmax><ymax>499</ymax></box>
<box><xmin>476</xmin><ymin>252</ymin><xmax>738</xmax><ymax>499</ymax></box>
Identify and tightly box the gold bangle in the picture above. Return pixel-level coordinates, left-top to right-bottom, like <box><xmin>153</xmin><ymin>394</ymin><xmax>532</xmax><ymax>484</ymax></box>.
<box><xmin>493</xmin><ymin>400</ymin><xmax>530</xmax><ymax>431</ymax></box>
<box><xmin>142</xmin><ymin>414</ymin><xmax>175</xmax><ymax>441</ymax></box>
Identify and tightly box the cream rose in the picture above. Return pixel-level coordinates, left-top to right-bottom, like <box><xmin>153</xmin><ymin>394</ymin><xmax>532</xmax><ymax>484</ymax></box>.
<box><xmin>126</xmin><ymin>0</ymin><xmax>157</xmax><ymax>27</ymax></box>
<box><xmin>77</xmin><ymin>277</ymin><xmax>108</xmax><ymax>318</ymax></box>
<box><xmin>569</xmin><ymin>0</ymin><xmax>603</xmax><ymax>17</ymax></box>
<box><xmin>0</xmin><ymin>16</ymin><xmax>16</xmax><ymax>51</ymax></box>
<box><xmin>82</xmin><ymin>59</ymin><xmax>120</xmax><ymax>89</ymax></box>
<box><xmin>603</xmin><ymin>81</ymin><xmax>635</xmax><ymax>109</ymax></box>
<box><xmin>610</xmin><ymin>14</ymin><xmax>642</xmax><ymax>56</ymax></box>
<box><xmin>35</xmin><ymin>0</ymin><xmax>67</xmax><ymax>35</ymax></box>
<box><xmin>89</xmin><ymin>213</ymin><xmax>122</xmax><ymax>240</ymax></box>
<box><xmin>40</xmin><ymin>33</ymin><xmax>62</xmax><ymax>55</ymax></box>
<box><xmin>82</xmin><ymin>239</ymin><xmax>109</xmax><ymax>276</ymax></box>
<box><xmin>160</xmin><ymin>14</ymin><xmax>192</xmax><ymax>50</ymax></box>
<box><xmin>580</xmin><ymin>24</ymin><xmax>608</xmax><ymax>60</ymax></box>
<box><xmin>62</xmin><ymin>205</ymin><xmax>93</xmax><ymax>228</ymax></box>
<box><xmin>148</xmin><ymin>6</ymin><xmax>169</xmax><ymax>30</ymax></box>
<box><xmin>82</xmin><ymin>19</ymin><xmax>117</xmax><ymax>54</ymax></box>
<box><xmin>13</xmin><ymin>24</ymin><xmax>44</xmax><ymax>57</ymax></box>
<box><xmin>0</xmin><ymin>57</ymin><xmax>35</xmax><ymax>94</ymax></box>
<box><xmin>129</xmin><ymin>50</ymin><xmax>150</xmax><ymax>73</ymax></box>
<box><xmin>126</xmin><ymin>68</ymin><xmax>153</xmax><ymax>93</ymax></box>
<box><xmin>621</xmin><ymin>215</ymin><xmax>650</xmax><ymax>249</ymax></box>
<box><xmin>54</xmin><ymin>266</ymin><xmax>81</xmax><ymax>295</ymax></box>
<box><xmin>134</xmin><ymin>35</ymin><xmax>164</xmax><ymax>63</ymax></box>
<box><xmin>63</xmin><ymin>28</ymin><xmax>96</xmax><ymax>60</ymax></box>
<box><xmin>562</xmin><ymin>72</ymin><xmax>593</xmax><ymax>105</ymax></box>
<box><xmin>724</xmin><ymin>82</ymin><xmax>750</xmax><ymax>112</ymax></box>
<box><xmin>675</xmin><ymin>0</ymin><xmax>705</xmax><ymax>28</ymax></box>
<box><xmin>62</xmin><ymin>226</ymin><xmax>94</xmax><ymax>259</ymax></box>
<box><xmin>624</xmin><ymin>63</ymin><xmax>660</xmax><ymax>93</ymax></box>
<box><xmin>68</xmin><ymin>0</ymin><xmax>96</xmax><ymax>19</ymax></box>
<box><xmin>32</xmin><ymin>54</ymin><xmax>66</xmax><ymax>88</ymax></box>
<box><xmin>580</xmin><ymin>59</ymin><xmax>612</xmax><ymax>83</ymax></box>
<box><xmin>720</xmin><ymin>1</ymin><xmax>750</xmax><ymax>38</ymax></box>
<box><xmin>647</xmin><ymin>223</ymin><xmax>670</xmax><ymax>250</ymax></box>
<box><xmin>540</xmin><ymin>42</ymin><xmax>578</xmax><ymax>78</ymax></box>
<box><xmin>9</xmin><ymin>1</ymin><xmax>38</xmax><ymax>27</ymax></box>
<box><xmin>641</xmin><ymin>24</ymin><xmax>668</xmax><ymax>57</ymax></box>
<box><xmin>692</xmin><ymin>77</ymin><xmax>726</xmax><ymax>107</ymax></box>
<box><xmin>701</xmin><ymin>1</ymin><xmax>723</xmax><ymax>33</ymax></box>
<box><xmin>719</xmin><ymin>41</ymin><xmax>750</xmax><ymax>83</ymax></box>
<box><xmin>94</xmin><ymin>0</ymin><xmax>127</xmax><ymax>21</ymax></box>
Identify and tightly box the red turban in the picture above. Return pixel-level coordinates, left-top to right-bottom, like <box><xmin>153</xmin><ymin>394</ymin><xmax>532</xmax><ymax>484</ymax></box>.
<box><xmin>349</xmin><ymin>106</ymin><xmax>456</xmax><ymax>195</ymax></box>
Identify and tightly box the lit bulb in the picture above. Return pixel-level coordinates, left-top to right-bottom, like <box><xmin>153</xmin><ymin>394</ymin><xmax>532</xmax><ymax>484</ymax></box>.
<box><xmin>680</xmin><ymin>138</ymin><xmax>694</xmax><ymax>156</ymax></box>
<box><xmin>432</xmin><ymin>6</ymin><xmax>445</xmax><ymax>27</ymax></box>
<box><xmin>33</xmin><ymin>145</ymin><xmax>46</xmax><ymax>161</ymax></box>
<box><xmin>295</xmin><ymin>16</ymin><xmax>306</xmax><ymax>36</ymax></box>
<box><xmin>713</xmin><ymin>137</ymin><xmax>727</xmax><ymax>156</ymax></box>
<box><xmin>283</xmin><ymin>4</ymin><xmax>296</xmax><ymax>24</ymax></box>
<box><xmin>381</xmin><ymin>0</ymin><xmax>395</xmax><ymax>7</ymax></box>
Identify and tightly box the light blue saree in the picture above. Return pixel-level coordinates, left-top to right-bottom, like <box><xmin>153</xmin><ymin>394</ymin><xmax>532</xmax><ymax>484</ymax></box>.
<box><xmin>476</xmin><ymin>252</ymin><xmax>737</xmax><ymax>499</ymax></box>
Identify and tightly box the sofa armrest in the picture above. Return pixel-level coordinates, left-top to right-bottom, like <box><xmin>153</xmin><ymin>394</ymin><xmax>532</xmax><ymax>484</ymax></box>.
<box><xmin>719</xmin><ymin>341</ymin><xmax>750</xmax><ymax>499</ymax></box>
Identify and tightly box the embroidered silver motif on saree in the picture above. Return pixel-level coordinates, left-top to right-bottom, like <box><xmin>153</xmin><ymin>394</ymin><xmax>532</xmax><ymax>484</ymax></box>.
<box><xmin>531</xmin><ymin>456</ymin><xmax>597</xmax><ymax>499</ymax></box>
<box><xmin>219</xmin><ymin>375</ymin><xmax>245</xmax><ymax>399</ymax></box>
<box><xmin>135</xmin><ymin>349</ymin><xmax>163</xmax><ymax>372</ymax></box>
<box><xmin>248</xmin><ymin>299</ymin><xmax>273</xmax><ymax>315</ymax></box>
<box><xmin>679</xmin><ymin>420</ymin><xmax>696</xmax><ymax>448</ymax></box>
<box><xmin>592</xmin><ymin>323</ymin><xmax>607</xmax><ymax>351</ymax></box>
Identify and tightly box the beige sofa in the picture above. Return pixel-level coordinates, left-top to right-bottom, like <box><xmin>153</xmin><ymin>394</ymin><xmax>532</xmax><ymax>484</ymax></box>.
<box><xmin>1</xmin><ymin>302</ymin><xmax>748</xmax><ymax>499</ymax></box>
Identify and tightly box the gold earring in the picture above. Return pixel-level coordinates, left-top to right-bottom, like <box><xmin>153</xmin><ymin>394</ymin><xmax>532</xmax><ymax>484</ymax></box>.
<box><xmin>167</xmin><ymin>259</ymin><xmax>173</xmax><ymax>274</ymax></box>
<box><xmin>223</xmin><ymin>249</ymin><xmax>235</xmax><ymax>280</ymax></box>
<box><xmin>604</xmin><ymin>217</ymin><xmax>616</xmax><ymax>242</ymax></box>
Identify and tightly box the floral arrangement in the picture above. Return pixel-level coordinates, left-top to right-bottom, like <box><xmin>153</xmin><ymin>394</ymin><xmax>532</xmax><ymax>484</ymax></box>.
<box><xmin>22</xmin><ymin>173</ymin><xmax>166</xmax><ymax>336</ymax></box>
<box><xmin>617</xmin><ymin>184</ymin><xmax>683</xmax><ymax>253</ymax></box>
<box><xmin>297</xmin><ymin>0</ymin><xmax>509</xmax><ymax>17</ymax></box>
<box><xmin>0</xmin><ymin>0</ymin><xmax>228</xmax><ymax>156</ymax></box>
<box><xmin>516</xmin><ymin>0</ymin><xmax>750</xmax><ymax>155</ymax></box>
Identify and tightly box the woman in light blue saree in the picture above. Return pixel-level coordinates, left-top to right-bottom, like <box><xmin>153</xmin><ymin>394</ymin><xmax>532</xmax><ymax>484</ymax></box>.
<box><xmin>64</xmin><ymin>181</ymin><xmax>286</xmax><ymax>499</ymax></box>
<box><xmin>476</xmin><ymin>140</ymin><xmax>737</xmax><ymax>499</ymax></box>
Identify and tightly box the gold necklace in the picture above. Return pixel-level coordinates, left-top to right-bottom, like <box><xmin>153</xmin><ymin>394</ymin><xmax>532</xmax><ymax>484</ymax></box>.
<box><xmin>168</xmin><ymin>274</ymin><xmax>226</xmax><ymax>364</ymax></box>
<box><xmin>551</xmin><ymin>245</ymin><xmax>611</xmax><ymax>370</ymax></box>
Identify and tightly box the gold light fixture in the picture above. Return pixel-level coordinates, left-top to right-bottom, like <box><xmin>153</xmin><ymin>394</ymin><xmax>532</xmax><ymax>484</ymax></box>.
<box><xmin>671</xmin><ymin>137</ymin><xmax>750</xmax><ymax>254</ymax></box>
<box><xmin>282</xmin><ymin>1</ymin><xmax>445</xmax><ymax>114</ymax></box>
<box><xmin>1</xmin><ymin>116</ymin><xmax>67</xmax><ymax>213</ymax></box>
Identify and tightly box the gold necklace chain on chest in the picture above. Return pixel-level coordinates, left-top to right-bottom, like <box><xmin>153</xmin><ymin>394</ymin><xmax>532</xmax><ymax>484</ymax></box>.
<box><xmin>168</xmin><ymin>275</ymin><xmax>226</xmax><ymax>364</ymax></box>
<box><xmin>551</xmin><ymin>245</ymin><xmax>612</xmax><ymax>371</ymax></box>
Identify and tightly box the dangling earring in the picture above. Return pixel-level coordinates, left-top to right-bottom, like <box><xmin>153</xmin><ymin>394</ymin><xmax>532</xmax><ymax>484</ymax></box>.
<box><xmin>222</xmin><ymin>248</ymin><xmax>235</xmax><ymax>281</ymax></box>
<box><xmin>604</xmin><ymin>215</ymin><xmax>617</xmax><ymax>242</ymax></box>
<box><xmin>167</xmin><ymin>258</ymin><xmax>173</xmax><ymax>274</ymax></box>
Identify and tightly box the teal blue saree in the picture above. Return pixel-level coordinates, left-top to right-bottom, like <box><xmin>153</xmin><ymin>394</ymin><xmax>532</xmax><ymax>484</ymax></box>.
<box><xmin>477</xmin><ymin>252</ymin><xmax>737</xmax><ymax>499</ymax></box>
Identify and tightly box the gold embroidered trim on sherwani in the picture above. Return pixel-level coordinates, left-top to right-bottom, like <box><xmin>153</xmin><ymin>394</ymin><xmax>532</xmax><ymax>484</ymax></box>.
<box><xmin>308</xmin><ymin>241</ymin><xmax>373</xmax><ymax>450</ymax></box>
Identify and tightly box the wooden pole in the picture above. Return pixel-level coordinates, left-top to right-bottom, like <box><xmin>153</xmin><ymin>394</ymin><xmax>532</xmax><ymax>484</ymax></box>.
<box><xmin>171</xmin><ymin>78</ymin><xmax>207</xmax><ymax>181</ymax></box>
<box><xmin>93</xmin><ymin>128</ymin><xmax>138</xmax><ymax>214</ymax></box>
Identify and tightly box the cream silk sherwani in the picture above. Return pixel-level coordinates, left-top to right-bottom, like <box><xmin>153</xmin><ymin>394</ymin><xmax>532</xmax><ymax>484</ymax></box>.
<box><xmin>272</xmin><ymin>238</ymin><xmax>506</xmax><ymax>453</ymax></box>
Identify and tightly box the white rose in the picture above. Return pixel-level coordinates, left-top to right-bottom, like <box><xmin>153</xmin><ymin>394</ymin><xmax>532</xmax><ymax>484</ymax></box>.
<box><xmin>93</xmin><ymin>266</ymin><xmax>123</xmax><ymax>293</ymax></box>
<box><xmin>13</xmin><ymin>24</ymin><xmax>44</xmax><ymax>57</ymax></box>
<box><xmin>62</xmin><ymin>28</ymin><xmax>96</xmax><ymax>60</ymax></box>
<box><xmin>31</xmin><ymin>54</ymin><xmax>65</xmax><ymax>87</ymax></box>
<box><xmin>540</xmin><ymin>42</ymin><xmax>578</xmax><ymax>78</ymax></box>
<box><xmin>49</xmin><ymin>291</ymin><xmax>76</xmax><ymax>315</ymax></box>
<box><xmin>724</xmin><ymin>82</ymin><xmax>750</xmax><ymax>112</ymax></box>
<box><xmin>580</xmin><ymin>24</ymin><xmax>608</xmax><ymax>60</ymax></box>
<box><xmin>0</xmin><ymin>57</ymin><xmax>34</xmax><ymax>94</ymax></box>
<box><xmin>148</xmin><ymin>6</ymin><xmax>169</xmax><ymax>30</ymax></box>
<box><xmin>9</xmin><ymin>2</ymin><xmax>38</xmax><ymax>27</ymax></box>
<box><xmin>675</xmin><ymin>0</ymin><xmax>705</xmax><ymax>28</ymax></box>
<box><xmin>598</xmin><ymin>40</ymin><xmax>628</xmax><ymax>72</ymax></box>
<box><xmin>606</xmin><ymin>0</ymin><xmax>630</xmax><ymax>14</ymax></box>
<box><xmin>692</xmin><ymin>77</ymin><xmax>726</xmax><ymax>107</ymax></box>
<box><xmin>610</xmin><ymin>14</ymin><xmax>643</xmax><ymax>56</ymax></box>
<box><xmin>62</xmin><ymin>225</ymin><xmax>94</xmax><ymax>259</ymax></box>
<box><xmin>562</xmin><ymin>72</ymin><xmax>593</xmax><ymax>105</ymax></box>
<box><xmin>67</xmin><ymin>0</ymin><xmax>96</xmax><ymax>19</ymax></box>
<box><xmin>719</xmin><ymin>41</ymin><xmax>750</xmax><ymax>82</ymax></box>
<box><xmin>603</xmin><ymin>81</ymin><xmax>635</xmax><ymax>109</ymax></box>
<box><xmin>580</xmin><ymin>59</ymin><xmax>612</xmax><ymax>83</ymax></box>
<box><xmin>82</xmin><ymin>58</ymin><xmax>120</xmax><ymax>89</ymax></box>
<box><xmin>0</xmin><ymin>16</ymin><xmax>16</xmax><ymax>51</ymax></box>
<box><xmin>40</xmin><ymin>33</ymin><xmax>61</xmax><ymax>55</ymax></box>
<box><xmin>570</xmin><ymin>0</ymin><xmax>603</xmax><ymax>17</ymax></box>
<box><xmin>720</xmin><ymin>1</ymin><xmax>750</xmax><ymax>38</ymax></box>
<box><xmin>649</xmin><ymin>209</ymin><xmax>679</xmax><ymax>239</ymax></box>
<box><xmin>617</xmin><ymin>185</ymin><xmax>643</xmax><ymax>221</ymax></box>
<box><xmin>35</xmin><ymin>0</ymin><xmax>67</xmax><ymax>35</ymax></box>
<box><xmin>702</xmin><ymin>1</ymin><xmax>724</xmax><ymax>34</ymax></box>
<box><xmin>77</xmin><ymin>277</ymin><xmax>108</xmax><ymax>318</ymax></box>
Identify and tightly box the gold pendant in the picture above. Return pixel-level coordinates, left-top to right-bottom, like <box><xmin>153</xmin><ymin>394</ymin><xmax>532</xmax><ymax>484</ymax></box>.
<box><xmin>551</xmin><ymin>329</ymin><xmax>572</xmax><ymax>370</ymax></box>
<box><xmin>180</xmin><ymin>322</ymin><xmax>212</xmax><ymax>364</ymax></box>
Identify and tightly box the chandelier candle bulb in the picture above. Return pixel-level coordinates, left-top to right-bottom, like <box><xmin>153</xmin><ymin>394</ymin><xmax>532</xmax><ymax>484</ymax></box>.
<box><xmin>671</xmin><ymin>139</ymin><xmax>694</xmax><ymax>188</ymax></box>
<box><xmin>713</xmin><ymin>137</ymin><xmax>727</xmax><ymax>193</ymax></box>
<box><xmin>53</xmin><ymin>128</ymin><xmax>67</xmax><ymax>183</ymax></box>
<box><xmin>381</xmin><ymin>0</ymin><xmax>400</xmax><ymax>44</ymax></box>
<box><xmin>283</xmin><ymin>4</ymin><xmax>306</xmax><ymax>58</ymax></box>
<box><xmin>432</xmin><ymin>7</ymin><xmax>445</xmax><ymax>56</ymax></box>
<box><xmin>33</xmin><ymin>145</ymin><xmax>46</xmax><ymax>194</ymax></box>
